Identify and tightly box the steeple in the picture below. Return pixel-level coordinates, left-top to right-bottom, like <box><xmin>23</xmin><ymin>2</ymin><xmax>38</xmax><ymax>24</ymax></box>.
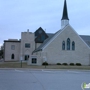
<box><xmin>62</xmin><ymin>0</ymin><xmax>69</xmax><ymax>20</ymax></box>
<box><xmin>61</xmin><ymin>0</ymin><xmax>69</xmax><ymax>29</ymax></box>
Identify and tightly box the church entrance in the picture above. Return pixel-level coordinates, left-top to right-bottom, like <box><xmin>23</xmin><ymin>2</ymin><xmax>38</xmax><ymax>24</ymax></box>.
<box><xmin>24</xmin><ymin>55</ymin><xmax>29</xmax><ymax>60</ymax></box>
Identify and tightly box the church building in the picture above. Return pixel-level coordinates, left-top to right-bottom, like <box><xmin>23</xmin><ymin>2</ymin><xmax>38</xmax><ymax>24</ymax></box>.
<box><xmin>4</xmin><ymin>0</ymin><xmax>90</xmax><ymax>65</ymax></box>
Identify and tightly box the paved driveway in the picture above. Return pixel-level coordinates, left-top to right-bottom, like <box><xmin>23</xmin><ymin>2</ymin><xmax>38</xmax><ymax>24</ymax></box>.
<box><xmin>0</xmin><ymin>69</ymin><xmax>90</xmax><ymax>90</ymax></box>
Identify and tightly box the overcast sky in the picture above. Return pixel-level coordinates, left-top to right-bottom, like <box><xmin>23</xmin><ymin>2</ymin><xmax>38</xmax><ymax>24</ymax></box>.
<box><xmin>0</xmin><ymin>0</ymin><xmax>90</xmax><ymax>46</ymax></box>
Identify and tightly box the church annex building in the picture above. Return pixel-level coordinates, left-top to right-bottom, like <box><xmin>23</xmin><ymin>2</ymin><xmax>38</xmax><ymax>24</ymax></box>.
<box><xmin>4</xmin><ymin>0</ymin><xmax>90</xmax><ymax>65</ymax></box>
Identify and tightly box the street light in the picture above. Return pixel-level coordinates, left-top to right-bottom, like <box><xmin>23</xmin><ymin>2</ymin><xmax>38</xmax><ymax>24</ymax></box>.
<box><xmin>43</xmin><ymin>56</ymin><xmax>47</xmax><ymax>68</ymax></box>
<box><xmin>20</xmin><ymin>56</ymin><xmax>23</xmax><ymax>68</ymax></box>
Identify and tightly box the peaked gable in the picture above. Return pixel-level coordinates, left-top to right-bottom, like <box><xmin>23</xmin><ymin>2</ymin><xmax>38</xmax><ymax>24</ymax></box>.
<box><xmin>33</xmin><ymin>30</ymin><xmax>61</xmax><ymax>53</ymax></box>
<box><xmin>35</xmin><ymin>27</ymin><xmax>43</xmax><ymax>37</ymax></box>
<box><xmin>33</xmin><ymin>24</ymin><xmax>90</xmax><ymax>53</ymax></box>
<box><xmin>35</xmin><ymin>27</ymin><xmax>48</xmax><ymax>43</ymax></box>
<box><xmin>42</xmin><ymin>24</ymin><xmax>90</xmax><ymax>50</ymax></box>
<box><xmin>35</xmin><ymin>32</ymin><xmax>48</xmax><ymax>43</ymax></box>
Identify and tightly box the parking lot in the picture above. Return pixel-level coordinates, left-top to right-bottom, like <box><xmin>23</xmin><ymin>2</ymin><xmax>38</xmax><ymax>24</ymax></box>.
<box><xmin>0</xmin><ymin>69</ymin><xmax>90</xmax><ymax>90</ymax></box>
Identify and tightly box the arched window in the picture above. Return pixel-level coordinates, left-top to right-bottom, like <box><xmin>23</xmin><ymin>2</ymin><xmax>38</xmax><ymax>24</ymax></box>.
<box><xmin>62</xmin><ymin>41</ymin><xmax>65</xmax><ymax>50</ymax></box>
<box><xmin>72</xmin><ymin>41</ymin><xmax>75</xmax><ymax>50</ymax></box>
<box><xmin>67</xmin><ymin>38</ymin><xmax>70</xmax><ymax>50</ymax></box>
<box><xmin>11</xmin><ymin>54</ymin><xmax>14</xmax><ymax>59</ymax></box>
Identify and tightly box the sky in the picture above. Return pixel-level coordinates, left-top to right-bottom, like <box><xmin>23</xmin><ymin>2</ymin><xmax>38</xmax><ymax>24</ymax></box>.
<box><xmin>0</xmin><ymin>0</ymin><xmax>90</xmax><ymax>46</ymax></box>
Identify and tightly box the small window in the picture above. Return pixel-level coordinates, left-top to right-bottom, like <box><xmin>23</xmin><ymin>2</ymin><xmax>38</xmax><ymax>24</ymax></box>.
<box><xmin>25</xmin><ymin>43</ymin><xmax>30</xmax><ymax>48</ymax></box>
<box><xmin>11</xmin><ymin>54</ymin><xmax>14</xmax><ymax>59</ymax></box>
<box><xmin>11</xmin><ymin>45</ymin><xmax>15</xmax><ymax>50</ymax></box>
<box><xmin>32</xmin><ymin>58</ymin><xmax>37</xmax><ymax>64</ymax></box>
<box><xmin>62</xmin><ymin>41</ymin><xmax>65</xmax><ymax>50</ymax></box>
<box><xmin>72</xmin><ymin>41</ymin><xmax>75</xmax><ymax>50</ymax></box>
<box><xmin>67</xmin><ymin>38</ymin><xmax>70</xmax><ymax>50</ymax></box>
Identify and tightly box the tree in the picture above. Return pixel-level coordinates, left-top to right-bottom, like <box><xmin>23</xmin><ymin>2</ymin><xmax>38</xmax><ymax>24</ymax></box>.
<box><xmin>0</xmin><ymin>50</ymin><xmax>3</xmax><ymax>59</ymax></box>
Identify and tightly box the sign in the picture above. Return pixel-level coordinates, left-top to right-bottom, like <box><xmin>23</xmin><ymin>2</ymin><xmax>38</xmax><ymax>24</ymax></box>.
<box><xmin>20</xmin><ymin>56</ymin><xmax>23</xmax><ymax>61</ymax></box>
<box><xmin>81</xmin><ymin>82</ymin><xmax>90</xmax><ymax>90</ymax></box>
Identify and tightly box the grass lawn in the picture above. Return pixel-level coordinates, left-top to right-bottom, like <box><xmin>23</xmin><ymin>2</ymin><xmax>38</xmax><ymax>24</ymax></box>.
<box><xmin>0</xmin><ymin>62</ymin><xmax>90</xmax><ymax>70</ymax></box>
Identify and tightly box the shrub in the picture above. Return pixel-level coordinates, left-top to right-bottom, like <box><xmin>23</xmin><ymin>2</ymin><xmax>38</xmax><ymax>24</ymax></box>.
<box><xmin>62</xmin><ymin>63</ymin><xmax>68</xmax><ymax>66</ymax></box>
<box><xmin>57</xmin><ymin>63</ymin><xmax>61</xmax><ymax>65</ymax></box>
<box><xmin>76</xmin><ymin>63</ymin><xmax>82</xmax><ymax>66</ymax></box>
<box><xmin>42</xmin><ymin>62</ymin><xmax>48</xmax><ymax>66</ymax></box>
<box><xmin>69</xmin><ymin>63</ymin><xmax>74</xmax><ymax>66</ymax></box>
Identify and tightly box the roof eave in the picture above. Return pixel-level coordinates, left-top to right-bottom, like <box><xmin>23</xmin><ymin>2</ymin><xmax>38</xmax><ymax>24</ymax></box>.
<box><xmin>32</xmin><ymin>49</ymin><xmax>42</xmax><ymax>53</ymax></box>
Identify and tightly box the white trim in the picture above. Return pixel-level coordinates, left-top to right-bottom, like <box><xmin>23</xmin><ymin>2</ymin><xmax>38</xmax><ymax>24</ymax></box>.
<box><xmin>42</xmin><ymin>24</ymin><xmax>90</xmax><ymax>50</ymax></box>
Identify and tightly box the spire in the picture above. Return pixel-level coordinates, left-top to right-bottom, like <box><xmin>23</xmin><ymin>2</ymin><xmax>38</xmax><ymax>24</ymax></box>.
<box><xmin>61</xmin><ymin>0</ymin><xmax>69</xmax><ymax>20</ymax></box>
<box><xmin>61</xmin><ymin>0</ymin><xmax>69</xmax><ymax>29</ymax></box>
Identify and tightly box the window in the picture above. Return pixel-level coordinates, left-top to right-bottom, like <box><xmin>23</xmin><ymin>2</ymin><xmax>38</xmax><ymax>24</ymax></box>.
<box><xmin>11</xmin><ymin>45</ymin><xmax>15</xmax><ymax>50</ymax></box>
<box><xmin>32</xmin><ymin>58</ymin><xmax>37</xmax><ymax>64</ymax></box>
<box><xmin>62</xmin><ymin>41</ymin><xmax>65</xmax><ymax>50</ymax></box>
<box><xmin>72</xmin><ymin>41</ymin><xmax>75</xmax><ymax>50</ymax></box>
<box><xmin>25</xmin><ymin>43</ymin><xmax>30</xmax><ymax>48</ymax></box>
<box><xmin>24</xmin><ymin>55</ymin><xmax>29</xmax><ymax>60</ymax></box>
<box><xmin>67</xmin><ymin>38</ymin><xmax>70</xmax><ymax>50</ymax></box>
<box><xmin>11</xmin><ymin>54</ymin><xmax>14</xmax><ymax>59</ymax></box>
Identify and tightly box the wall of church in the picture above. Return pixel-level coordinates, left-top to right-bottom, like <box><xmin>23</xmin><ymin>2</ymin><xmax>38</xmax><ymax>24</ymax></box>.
<box><xmin>42</xmin><ymin>25</ymin><xmax>90</xmax><ymax>65</ymax></box>
<box><xmin>4</xmin><ymin>42</ymin><xmax>20</xmax><ymax>61</ymax></box>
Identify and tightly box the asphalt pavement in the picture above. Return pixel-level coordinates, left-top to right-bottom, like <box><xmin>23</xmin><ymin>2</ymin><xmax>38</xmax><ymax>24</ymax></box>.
<box><xmin>0</xmin><ymin>69</ymin><xmax>90</xmax><ymax>90</ymax></box>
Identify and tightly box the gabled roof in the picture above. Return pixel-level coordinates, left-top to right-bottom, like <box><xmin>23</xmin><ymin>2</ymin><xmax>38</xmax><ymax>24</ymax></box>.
<box><xmin>33</xmin><ymin>30</ymin><xmax>62</xmax><ymax>53</ymax></box>
<box><xmin>35</xmin><ymin>27</ymin><xmax>44</xmax><ymax>37</ymax></box>
<box><xmin>35</xmin><ymin>27</ymin><xmax>48</xmax><ymax>43</ymax></box>
<box><xmin>33</xmin><ymin>25</ymin><xmax>90</xmax><ymax>53</ymax></box>
<box><xmin>80</xmin><ymin>35</ymin><xmax>90</xmax><ymax>47</ymax></box>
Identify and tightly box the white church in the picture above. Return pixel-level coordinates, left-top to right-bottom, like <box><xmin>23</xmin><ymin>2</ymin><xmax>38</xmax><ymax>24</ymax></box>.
<box><xmin>4</xmin><ymin>0</ymin><xmax>90</xmax><ymax>65</ymax></box>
